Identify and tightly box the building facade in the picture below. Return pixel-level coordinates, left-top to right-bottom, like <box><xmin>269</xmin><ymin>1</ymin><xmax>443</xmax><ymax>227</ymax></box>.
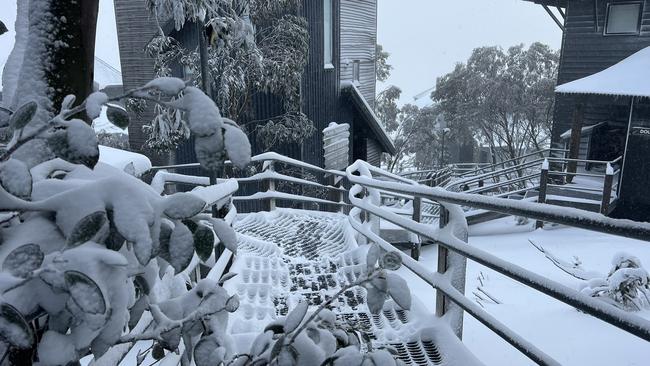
<box><xmin>526</xmin><ymin>0</ymin><xmax>650</xmax><ymax>220</ymax></box>
<box><xmin>113</xmin><ymin>0</ymin><xmax>394</xmax><ymax>169</ymax></box>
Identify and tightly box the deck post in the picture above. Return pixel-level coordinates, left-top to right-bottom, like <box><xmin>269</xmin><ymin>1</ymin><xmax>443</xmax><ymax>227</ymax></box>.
<box><xmin>411</xmin><ymin>196</ymin><xmax>422</xmax><ymax>260</ymax></box>
<box><xmin>267</xmin><ymin>161</ymin><xmax>276</xmax><ymax>211</ymax></box>
<box><xmin>435</xmin><ymin>205</ymin><xmax>467</xmax><ymax>339</ymax></box>
<box><xmin>535</xmin><ymin>160</ymin><xmax>549</xmax><ymax>229</ymax></box>
<box><xmin>601</xmin><ymin>163</ymin><xmax>614</xmax><ymax>215</ymax></box>
<box><xmin>335</xmin><ymin>175</ymin><xmax>346</xmax><ymax>214</ymax></box>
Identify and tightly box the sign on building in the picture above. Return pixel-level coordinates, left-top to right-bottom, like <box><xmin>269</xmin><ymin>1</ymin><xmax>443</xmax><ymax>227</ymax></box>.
<box><xmin>323</xmin><ymin>122</ymin><xmax>350</xmax><ymax>170</ymax></box>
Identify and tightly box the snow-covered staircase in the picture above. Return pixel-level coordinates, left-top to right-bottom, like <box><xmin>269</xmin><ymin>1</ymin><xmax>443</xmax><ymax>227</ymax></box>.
<box><xmin>223</xmin><ymin>209</ymin><xmax>480</xmax><ymax>365</ymax></box>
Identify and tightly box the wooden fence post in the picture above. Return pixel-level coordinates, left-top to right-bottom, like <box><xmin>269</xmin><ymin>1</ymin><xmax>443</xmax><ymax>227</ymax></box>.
<box><xmin>535</xmin><ymin>159</ymin><xmax>549</xmax><ymax>229</ymax></box>
<box><xmin>436</xmin><ymin>205</ymin><xmax>467</xmax><ymax>339</ymax></box>
<box><xmin>601</xmin><ymin>163</ymin><xmax>614</xmax><ymax>215</ymax></box>
<box><xmin>267</xmin><ymin>162</ymin><xmax>276</xmax><ymax>211</ymax></box>
<box><xmin>411</xmin><ymin>197</ymin><xmax>422</xmax><ymax>260</ymax></box>
<box><xmin>335</xmin><ymin>175</ymin><xmax>346</xmax><ymax>214</ymax></box>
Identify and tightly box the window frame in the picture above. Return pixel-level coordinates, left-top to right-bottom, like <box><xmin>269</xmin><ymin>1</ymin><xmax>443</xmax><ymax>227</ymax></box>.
<box><xmin>603</xmin><ymin>1</ymin><xmax>643</xmax><ymax>36</ymax></box>
<box><xmin>323</xmin><ymin>0</ymin><xmax>334</xmax><ymax>69</ymax></box>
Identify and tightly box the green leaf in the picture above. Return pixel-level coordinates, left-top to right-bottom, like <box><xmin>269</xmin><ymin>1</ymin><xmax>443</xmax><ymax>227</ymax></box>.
<box><xmin>211</xmin><ymin>219</ymin><xmax>238</xmax><ymax>254</ymax></box>
<box><xmin>218</xmin><ymin>272</ymin><xmax>237</xmax><ymax>285</ymax></box>
<box><xmin>193</xmin><ymin>225</ymin><xmax>214</xmax><ymax>262</ymax></box>
<box><xmin>158</xmin><ymin>221</ymin><xmax>173</xmax><ymax>263</ymax></box>
<box><xmin>0</xmin><ymin>302</ymin><xmax>33</xmax><ymax>349</ymax></box>
<box><xmin>284</xmin><ymin>300</ymin><xmax>308</xmax><ymax>334</ymax></box>
<box><xmin>366</xmin><ymin>244</ymin><xmax>381</xmax><ymax>272</ymax></box>
<box><xmin>194</xmin><ymin>336</ymin><xmax>221</xmax><ymax>366</ymax></box>
<box><xmin>3</xmin><ymin>244</ymin><xmax>43</xmax><ymax>278</ymax></box>
<box><xmin>225</xmin><ymin>294</ymin><xmax>239</xmax><ymax>313</ymax></box>
<box><xmin>67</xmin><ymin>211</ymin><xmax>107</xmax><ymax>248</ymax></box>
<box><xmin>64</xmin><ymin>270</ymin><xmax>107</xmax><ymax>314</ymax></box>
<box><xmin>168</xmin><ymin>222</ymin><xmax>194</xmax><ymax>274</ymax></box>
<box><xmin>105</xmin><ymin>210</ymin><xmax>125</xmax><ymax>251</ymax></box>
<box><xmin>48</xmin><ymin>120</ymin><xmax>100</xmax><ymax>169</ymax></box>
<box><xmin>386</xmin><ymin>273</ymin><xmax>411</xmax><ymax>310</ymax></box>
<box><xmin>163</xmin><ymin>193</ymin><xmax>206</xmax><ymax>220</ymax></box>
<box><xmin>152</xmin><ymin>343</ymin><xmax>165</xmax><ymax>360</ymax></box>
<box><xmin>9</xmin><ymin>101</ymin><xmax>37</xmax><ymax>130</ymax></box>
<box><xmin>106</xmin><ymin>104</ymin><xmax>130</xmax><ymax>129</ymax></box>
<box><xmin>0</xmin><ymin>159</ymin><xmax>32</xmax><ymax>199</ymax></box>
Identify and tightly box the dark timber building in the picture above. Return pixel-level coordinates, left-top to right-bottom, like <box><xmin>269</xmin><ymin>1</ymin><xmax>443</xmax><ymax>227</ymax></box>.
<box><xmin>114</xmin><ymin>0</ymin><xmax>394</xmax><ymax>169</ymax></box>
<box><xmin>525</xmin><ymin>0</ymin><xmax>650</xmax><ymax>220</ymax></box>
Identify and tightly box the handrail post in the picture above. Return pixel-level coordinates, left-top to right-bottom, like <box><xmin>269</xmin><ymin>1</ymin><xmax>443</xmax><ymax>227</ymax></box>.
<box><xmin>535</xmin><ymin>159</ymin><xmax>549</xmax><ymax>229</ymax></box>
<box><xmin>436</xmin><ymin>205</ymin><xmax>467</xmax><ymax>339</ymax></box>
<box><xmin>601</xmin><ymin>163</ymin><xmax>614</xmax><ymax>215</ymax></box>
<box><xmin>335</xmin><ymin>175</ymin><xmax>346</xmax><ymax>214</ymax></box>
<box><xmin>266</xmin><ymin>161</ymin><xmax>276</xmax><ymax>211</ymax></box>
<box><xmin>411</xmin><ymin>196</ymin><xmax>422</xmax><ymax>260</ymax></box>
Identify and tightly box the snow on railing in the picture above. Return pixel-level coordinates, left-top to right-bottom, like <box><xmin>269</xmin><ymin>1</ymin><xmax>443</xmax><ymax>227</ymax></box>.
<box><xmin>345</xmin><ymin>159</ymin><xmax>650</xmax><ymax>366</ymax></box>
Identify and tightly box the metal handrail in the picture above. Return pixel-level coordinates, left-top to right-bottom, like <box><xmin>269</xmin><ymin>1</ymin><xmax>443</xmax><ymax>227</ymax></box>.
<box><xmin>346</xmin><ymin>163</ymin><xmax>650</xmax><ymax>365</ymax></box>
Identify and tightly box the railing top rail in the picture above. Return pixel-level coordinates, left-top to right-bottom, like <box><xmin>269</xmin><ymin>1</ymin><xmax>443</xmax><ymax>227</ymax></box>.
<box><xmin>457</xmin><ymin>148</ymin><xmax>566</xmax><ymax>177</ymax></box>
<box><xmin>347</xmin><ymin>173</ymin><xmax>650</xmax><ymax>242</ymax></box>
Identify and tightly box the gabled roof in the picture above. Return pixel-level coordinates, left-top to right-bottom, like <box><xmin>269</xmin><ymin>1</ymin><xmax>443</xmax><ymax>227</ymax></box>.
<box><xmin>341</xmin><ymin>82</ymin><xmax>396</xmax><ymax>155</ymax></box>
<box><xmin>522</xmin><ymin>0</ymin><xmax>567</xmax><ymax>7</ymax></box>
<box><xmin>555</xmin><ymin>46</ymin><xmax>650</xmax><ymax>98</ymax></box>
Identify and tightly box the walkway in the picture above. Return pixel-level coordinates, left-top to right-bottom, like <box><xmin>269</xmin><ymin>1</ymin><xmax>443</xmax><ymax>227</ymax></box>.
<box><xmin>222</xmin><ymin>208</ymin><xmax>479</xmax><ymax>365</ymax></box>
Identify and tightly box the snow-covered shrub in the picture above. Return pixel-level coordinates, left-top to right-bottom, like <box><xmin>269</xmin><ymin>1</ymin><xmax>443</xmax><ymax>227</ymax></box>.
<box><xmin>531</xmin><ymin>241</ymin><xmax>650</xmax><ymax>312</ymax></box>
<box><xmin>0</xmin><ymin>77</ymin><xmax>251</xmax><ymax>364</ymax></box>
<box><xmin>579</xmin><ymin>252</ymin><xmax>650</xmax><ymax>311</ymax></box>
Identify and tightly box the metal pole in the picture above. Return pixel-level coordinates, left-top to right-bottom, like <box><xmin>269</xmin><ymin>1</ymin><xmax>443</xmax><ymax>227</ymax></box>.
<box><xmin>619</xmin><ymin>96</ymin><xmax>635</xmax><ymax>199</ymax></box>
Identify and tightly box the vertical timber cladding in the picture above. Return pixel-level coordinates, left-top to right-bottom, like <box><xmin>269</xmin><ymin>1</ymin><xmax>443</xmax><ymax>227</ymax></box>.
<box><xmin>340</xmin><ymin>0</ymin><xmax>377</xmax><ymax>108</ymax></box>
<box><xmin>552</xmin><ymin>0</ymin><xmax>650</xmax><ymax>144</ymax></box>
<box><xmin>113</xmin><ymin>0</ymin><xmax>166</xmax><ymax>164</ymax></box>
<box><xmin>300</xmin><ymin>0</ymin><xmax>346</xmax><ymax>169</ymax></box>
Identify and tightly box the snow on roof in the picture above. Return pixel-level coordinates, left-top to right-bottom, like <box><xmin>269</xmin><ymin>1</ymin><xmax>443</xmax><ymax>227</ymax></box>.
<box><xmin>98</xmin><ymin>145</ymin><xmax>151</xmax><ymax>176</ymax></box>
<box><xmin>555</xmin><ymin>46</ymin><xmax>650</xmax><ymax>97</ymax></box>
<box><xmin>94</xmin><ymin>57</ymin><xmax>122</xmax><ymax>89</ymax></box>
<box><xmin>559</xmin><ymin>122</ymin><xmax>604</xmax><ymax>139</ymax></box>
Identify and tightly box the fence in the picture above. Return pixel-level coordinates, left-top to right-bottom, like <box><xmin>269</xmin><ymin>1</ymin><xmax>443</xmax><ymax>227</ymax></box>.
<box><xmin>151</xmin><ymin>153</ymin><xmax>650</xmax><ymax>366</ymax></box>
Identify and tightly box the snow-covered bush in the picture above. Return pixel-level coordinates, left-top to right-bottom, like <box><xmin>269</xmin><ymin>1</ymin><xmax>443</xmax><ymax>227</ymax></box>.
<box><xmin>0</xmin><ymin>77</ymin><xmax>251</xmax><ymax>364</ymax></box>
<box><xmin>531</xmin><ymin>241</ymin><xmax>650</xmax><ymax>312</ymax></box>
<box><xmin>579</xmin><ymin>253</ymin><xmax>650</xmax><ymax>311</ymax></box>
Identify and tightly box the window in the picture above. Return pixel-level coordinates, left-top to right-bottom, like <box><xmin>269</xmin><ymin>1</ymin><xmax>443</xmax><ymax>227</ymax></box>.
<box><xmin>324</xmin><ymin>0</ymin><xmax>334</xmax><ymax>68</ymax></box>
<box><xmin>352</xmin><ymin>60</ymin><xmax>360</xmax><ymax>82</ymax></box>
<box><xmin>605</xmin><ymin>2</ymin><xmax>642</xmax><ymax>35</ymax></box>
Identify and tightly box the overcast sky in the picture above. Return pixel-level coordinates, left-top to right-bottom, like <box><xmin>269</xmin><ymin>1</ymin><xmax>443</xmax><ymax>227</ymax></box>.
<box><xmin>377</xmin><ymin>0</ymin><xmax>562</xmax><ymax>105</ymax></box>
<box><xmin>1</xmin><ymin>0</ymin><xmax>560</xmax><ymax>103</ymax></box>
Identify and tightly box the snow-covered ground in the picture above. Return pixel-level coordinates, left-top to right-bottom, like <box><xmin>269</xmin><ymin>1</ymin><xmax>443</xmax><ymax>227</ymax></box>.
<box><xmin>398</xmin><ymin>217</ymin><xmax>650</xmax><ymax>365</ymax></box>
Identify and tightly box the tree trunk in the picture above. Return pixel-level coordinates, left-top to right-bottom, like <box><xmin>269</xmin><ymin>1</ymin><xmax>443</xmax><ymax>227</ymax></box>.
<box><xmin>47</xmin><ymin>0</ymin><xmax>100</xmax><ymax>121</ymax></box>
<box><xmin>567</xmin><ymin>102</ymin><xmax>584</xmax><ymax>183</ymax></box>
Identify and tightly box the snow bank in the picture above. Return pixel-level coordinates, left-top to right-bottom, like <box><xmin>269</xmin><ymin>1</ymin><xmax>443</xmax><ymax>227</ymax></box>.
<box><xmin>98</xmin><ymin>145</ymin><xmax>151</xmax><ymax>177</ymax></box>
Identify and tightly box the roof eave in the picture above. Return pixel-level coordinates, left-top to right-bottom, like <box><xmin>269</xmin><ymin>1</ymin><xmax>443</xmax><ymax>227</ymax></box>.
<box><xmin>341</xmin><ymin>83</ymin><xmax>397</xmax><ymax>155</ymax></box>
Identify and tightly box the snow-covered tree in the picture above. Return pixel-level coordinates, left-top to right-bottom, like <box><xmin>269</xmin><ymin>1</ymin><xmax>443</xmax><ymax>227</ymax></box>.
<box><xmin>143</xmin><ymin>0</ymin><xmax>313</xmax><ymax>152</ymax></box>
<box><xmin>433</xmin><ymin>43</ymin><xmax>559</xmax><ymax>164</ymax></box>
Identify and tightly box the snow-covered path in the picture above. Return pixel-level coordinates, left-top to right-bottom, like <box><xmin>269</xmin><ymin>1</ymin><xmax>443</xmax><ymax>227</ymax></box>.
<box><xmin>399</xmin><ymin>217</ymin><xmax>650</xmax><ymax>365</ymax></box>
<box><xmin>225</xmin><ymin>208</ymin><xmax>474</xmax><ymax>365</ymax></box>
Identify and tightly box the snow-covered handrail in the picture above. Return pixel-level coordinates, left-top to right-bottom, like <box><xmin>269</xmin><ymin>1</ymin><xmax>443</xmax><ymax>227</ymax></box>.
<box><xmin>345</xmin><ymin>160</ymin><xmax>650</xmax><ymax>364</ymax></box>
<box><xmin>345</xmin><ymin>160</ymin><xmax>650</xmax><ymax>365</ymax></box>
<box><xmin>348</xmin><ymin>172</ymin><xmax>650</xmax><ymax>241</ymax></box>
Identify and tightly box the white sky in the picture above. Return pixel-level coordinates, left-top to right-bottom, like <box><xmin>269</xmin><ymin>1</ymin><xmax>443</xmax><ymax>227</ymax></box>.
<box><xmin>0</xmin><ymin>0</ymin><xmax>560</xmax><ymax>104</ymax></box>
<box><xmin>377</xmin><ymin>0</ymin><xmax>562</xmax><ymax>105</ymax></box>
